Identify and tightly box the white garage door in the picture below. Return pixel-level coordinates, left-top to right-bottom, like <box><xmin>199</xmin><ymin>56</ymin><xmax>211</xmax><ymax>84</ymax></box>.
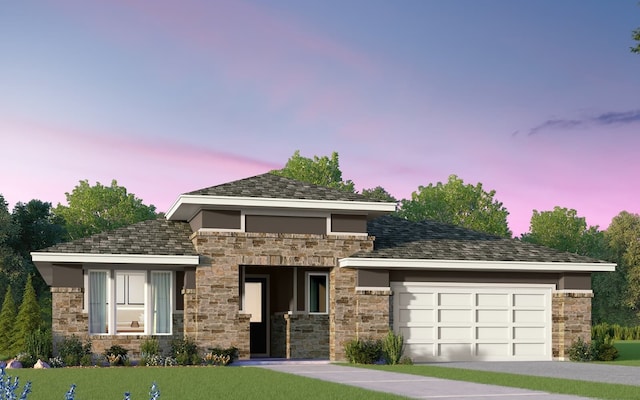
<box><xmin>391</xmin><ymin>282</ymin><xmax>553</xmax><ymax>362</ymax></box>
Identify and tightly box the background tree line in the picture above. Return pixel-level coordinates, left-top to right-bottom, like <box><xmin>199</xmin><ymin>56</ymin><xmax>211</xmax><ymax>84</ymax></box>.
<box><xmin>0</xmin><ymin>151</ymin><xmax>638</xmax><ymax>349</ymax></box>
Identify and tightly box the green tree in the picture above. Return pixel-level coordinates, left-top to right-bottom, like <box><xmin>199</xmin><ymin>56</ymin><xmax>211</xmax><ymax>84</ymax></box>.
<box><xmin>604</xmin><ymin>211</ymin><xmax>640</xmax><ymax>323</ymax></box>
<box><xmin>54</xmin><ymin>180</ymin><xmax>157</xmax><ymax>240</ymax></box>
<box><xmin>272</xmin><ymin>150</ymin><xmax>355</xmax><ymax>192</ymax></box>
<box><xmin>521</xmin><ymin>207</ymin><xmax>588</xmax><ymax>253</ymax></box>
<box><xmin>398</xmin><ymin>175</ymin><xmax>512</xmax><ymax>237</ymax></box>
<box><xmin>632</xmin><ymin>27</ymin><xmax>640</xmax><ymax>54</ymax></box>
<box><xmin>361</xmin><ymin>186</ymin><xmax>397</xmax><ymax>202</ymax></box>
<box><xmin>0</xmin><ymin>195</ymin><xmax>22</xmax><ymax>303</ymax></box>
<box><xmin>12</xmin><ymin>275</ymin><xmax>41</xmax><ymax>353</ymax></box>
<box><xmin>0</xmin><ymin>286</ymin><xmax>16</xmax><ymax>355</ymax></box>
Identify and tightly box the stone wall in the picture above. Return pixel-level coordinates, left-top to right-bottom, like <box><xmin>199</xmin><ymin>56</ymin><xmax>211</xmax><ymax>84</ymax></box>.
<box><xmin>286</xmin><ymin>313</ymin><xmax>329</xmax><ymax>359</ymax></box>
<box><xmin>191</xmin><ymin>231</ymin><xmax>373</xmax><ymax>360</ymax></box>
<box><xmin>552</xmin><ymin>291</ymin><xmax>593</xmax><ymax>360</ymax></box>
<box><xmin>270</xmin><ymin>313</ymin><xmax>287</xmax><ymax>358</ymax></box>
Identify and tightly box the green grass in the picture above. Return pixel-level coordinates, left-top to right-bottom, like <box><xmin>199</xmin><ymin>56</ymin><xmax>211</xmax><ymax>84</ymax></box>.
<box><xmin>6</xmin><ymin>366</ymin><xmax>407</xmax><ymax>400</ymax></box>
<box><xmin>357</xmin><ymin>364</ymin><xmax>640</xmax><ymax>400</ymax></box>
<box><xmin>611</xmin><ymin>340</ymin><xmax>640</xmax><ymax>366</ymax></box>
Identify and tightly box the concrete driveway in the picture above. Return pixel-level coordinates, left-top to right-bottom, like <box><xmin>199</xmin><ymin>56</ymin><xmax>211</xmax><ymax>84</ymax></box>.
<box><xmin>256</xmin><ymin>363</ymin><xmax>594</xmax><ymax>400</ymax></box>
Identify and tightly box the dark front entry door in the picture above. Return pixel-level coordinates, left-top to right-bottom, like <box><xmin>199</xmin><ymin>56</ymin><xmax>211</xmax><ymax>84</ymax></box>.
<box><xmin>245</xmin><ymin>277</ymin><xmax>268</xmax><ymax>355</ymax></box>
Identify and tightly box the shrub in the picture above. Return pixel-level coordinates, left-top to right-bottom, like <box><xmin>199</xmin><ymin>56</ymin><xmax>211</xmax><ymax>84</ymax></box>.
<box><xmin>206</xmin><ymin>347</ymin><xmax>239</xmax><ymax>365</ymax></box>
<box><xmin>382</xmin><ymin>330</ymin><xmax>404</xmax><ymax>365</ymax></box>
<box><xmin>568</xmin><ymin>337</ymin><xmax>592</xmax><ymax>362</ymax></box>
<box><xmin>399</xmin><ymin>355</ymin><xmax>413</xmax><ymax>365</ymax></box>
<box><xmin>24</xmin><ymin>328</ymin><xmax>52</xmax><ymax>361</ymax></box>
<box><xmin>591</xmin><ymin>335</ymin><xmax>619</xmax><ymax>362</ymax></box>
<box><xmin>0</xmin><ymin>286</ymin><xmax>16</xmax><ymax>356</ymax></box>
<box><xmin>344</xmin><ymin>338</ymin><xmax>382</xmax><ymax>364</ymax></box>
<box><xmin>12</xmin><ymin>276</ymin><xmax>40</xmax><ymax>354</ymax></box>
<box><xmin>170</xmin><ymin>337</ymin><xmax>199</xmax><ymax>365</ymax></box>
<box><xmin>140</xmin><ymin>337</ymin><xmax>161</xmax><ymax>366</ymax></box>
<box><xmin>57</xmin><ymin>336</ymin><xmax>92</xmax><ymax>367</ymax></box>
<box><xmin>104</xmin><ymin>345</ymin><xmax>129</xmax><ymax>366</ymax></box>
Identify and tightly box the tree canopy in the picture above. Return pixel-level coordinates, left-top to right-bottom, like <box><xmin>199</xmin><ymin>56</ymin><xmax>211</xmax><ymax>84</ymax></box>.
<box><xmin>632</xmin><ymin>27</ymin><xmax>640</xmax><ymax>54</ymax></box>
<box><xmin>398</xmin><ymin>175</ymin><xmax>512</xmax><ymax>237</ymax></box>
<box><xmin>271</xmin><ymin>150</ymin><xmax>356</xmax><ymax>193</ymax></box>
<box><xmin>54</xmin><ymin>180</ymin><xmax>157</xmax><ymax>240</ymax></box>
<box><xmin>360</xmin><ymin>186</ymin><xmax>397</xmax><ymax>202</ymax></box>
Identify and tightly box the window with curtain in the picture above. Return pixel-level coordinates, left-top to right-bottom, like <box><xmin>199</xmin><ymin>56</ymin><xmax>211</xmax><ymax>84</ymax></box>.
<box><xmin>87</xmin><ymin>270</ymin><xmax>173</xmax><ymax>335</ymax></box>
<box><xmin>89</xmin><ymin>271</ymin><xmax>108</xmax><ymax>334</ymax></box>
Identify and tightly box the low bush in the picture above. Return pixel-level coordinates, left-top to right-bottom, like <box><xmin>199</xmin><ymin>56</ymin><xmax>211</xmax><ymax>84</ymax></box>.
<box><xmin>170</xmin><ymin>337</ymin><xmax>199</xmax><ymax>366</ymax></box>
<box><xmin>592</xmin><ymin>323</ymin><xmax>640</xmax><ymax>341</ymax></box>
<box><xmin>382</xmin><ymin>330</ymin><xmax>404</xmax><ymax>365</ymax></box>
<box><xmin>56</xmin><ymin>336</ymin><xmax>92</xmax><ymax>367</ymax></box>
<box><xmin>104</xmin><ymin>345</ymin><xmax>129</xmax><ymax>366</ymax></box>
<box><xmin>344</xmin><ymin>338</ymin><xmax>382</xmax><ymax>364</ymax></box>
<box><xmin>568</xmin><ymin>336</ymin><xmax>619</xmax><ymax>362</ymax></box>
<box><xmin>140</xmin><ymin>338</ymin><xmax>161</xmax><ymax>366</ymax></box>
<box><xmin>568</xmin><ymin>337</ymin><xmax>592</xmax><ymax>362</ymax></box>
<box><xmin>205</xmin><ymin>347</ymin><xmax>238</xmax><ymax>365</ymax></box>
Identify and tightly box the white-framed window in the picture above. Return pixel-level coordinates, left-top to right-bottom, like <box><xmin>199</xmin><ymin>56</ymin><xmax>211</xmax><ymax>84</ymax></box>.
<box><xmin>86</xmin><ymin>270</ymin><xmax>173</xmax><ymax>335</ymax></box>
<box><xmin>306</xmin><ymin>272</ymin><xmax>329</xmax><ymax>314</ymax></box>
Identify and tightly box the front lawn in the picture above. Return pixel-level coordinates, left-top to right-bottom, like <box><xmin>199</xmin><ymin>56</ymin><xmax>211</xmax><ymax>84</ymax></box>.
<box><xmin>7</xmin><ymin>367</ymin><xmax>407</xmax><ymax>400</ymax></box>
<box><xmin>611</xmin><ymin>341</ymin><xmax>640</xmax><ymax>366</ymax></box>
<box><xmin>358</xmin><ymin>364</ymin><xmax>640</xmax><ymax>400</ymax></box>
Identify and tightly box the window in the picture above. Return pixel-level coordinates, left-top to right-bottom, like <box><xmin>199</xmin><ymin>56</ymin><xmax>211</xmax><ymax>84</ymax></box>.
<box><xmin>87</xmin><ymin>270</ymin><xmax>173</xmax><ymax>335</ymax></box>
<box><xmin>307</xmin><ymin>272</ymin><xmax>329</xmax><ymax>314</ymax></box>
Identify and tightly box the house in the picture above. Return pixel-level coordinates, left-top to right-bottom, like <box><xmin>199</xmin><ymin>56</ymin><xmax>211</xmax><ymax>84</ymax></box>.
<box><xmin>31</xmin><ymin>173</ymin><xmax>615</xmax><ymax>362</ymax></box>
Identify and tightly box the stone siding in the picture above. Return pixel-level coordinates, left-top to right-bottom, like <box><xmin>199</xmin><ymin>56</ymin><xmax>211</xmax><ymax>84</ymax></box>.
<box><xmin>270</xmin><ymin>313</ymin><xmax>287</xmax><ymax>358</ymax></box>
<box><xmin>286</xmin><ymin>313</ymin><xmax>329</xmax><ymax>359</ymax></box>
<box><xmin>191</xmin><ymin>231</ymin><xmax>373</xmax><ymax>360</ymax></box>
<box><xmin>552</xmin><ymin>291</ymin><xmax>592</xmax><ymax>360</ymax></box>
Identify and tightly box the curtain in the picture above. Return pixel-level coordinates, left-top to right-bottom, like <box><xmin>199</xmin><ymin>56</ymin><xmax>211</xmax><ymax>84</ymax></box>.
<box><xmin>151</xmin><ymin>272</ymin><xmax>171</xmax><ymax>334</ymax></box>
<box><xmin>89</xmin><ymin>271</ymin><xmax>108</xmax><ymax>333</ymax></box>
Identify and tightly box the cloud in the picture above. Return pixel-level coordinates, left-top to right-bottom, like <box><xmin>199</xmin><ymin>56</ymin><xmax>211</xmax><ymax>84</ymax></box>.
<box><xmin>525</xmin><ymin>109</ymin><xmax>640</xmax><ymax>135</ymax></box>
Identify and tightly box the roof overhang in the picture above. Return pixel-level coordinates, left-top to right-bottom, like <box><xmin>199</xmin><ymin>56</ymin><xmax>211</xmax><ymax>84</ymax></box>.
<box><xmin>31</xmin><ymin>252</ymin><xmax>200</xmax><ymax>265</ymax></box>
<box><xmin>339</xmin><ymin>257</ymin><xmax>616</xmax><ymax>273</ymax></box>
<box><xmin>165</xmin><ymin>195</ymin><xmax>397</xmax><ymax>221</ymax></box>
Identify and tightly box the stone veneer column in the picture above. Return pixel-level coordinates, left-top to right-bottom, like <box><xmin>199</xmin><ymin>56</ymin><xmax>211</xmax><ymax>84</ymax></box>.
<box><xmin>552</xmin><ymin>291</ymin><xmax>593</xmax><ymax>360</ymax></box>
<box><xmin>356</xmin><ymin>288</ymin><xmax>392</xmax><ymax>340</ymax></box>
<box><xmin>51</xmin><ymin>287</ymin><xmax>88</xmax><ymax>352</ymax></box>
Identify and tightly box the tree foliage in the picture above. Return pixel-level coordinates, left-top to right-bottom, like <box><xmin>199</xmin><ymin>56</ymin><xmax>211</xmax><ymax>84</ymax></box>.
<box><xmin>272</xmin><ymin>150</ymin><xmax>356</xmax><ymax>193</ymax></box>
<box><xmin>54</xmin><ymin>180</ymin><xmax>157</xmax><ymax>240</ymax></box>
<box><xmin>361</xmin><ymin>186</ymin><xmax>397</xmax><ymax>202</ymax></box>
<box><xmin>632</xmin><ymin>27</ymin><xmax>640</xmax><ymax>54</ymax></box>
<box><xmin>398</xmin><ymin>175</ymin><xmax>512</xmax><ymax>237</ymax></box>
<box><xmin>12</xmin><ymin>275</ymin><xmax>41</xmax><ymax>353</ymax></box>
<box><xmin>521</xmin><ymin>207</ymin><xmax>598</xmax><ymax>254</ymax></box>
<box><xmin>0</xmin><ymin>286</ymin><xmax>16</xmax><ymax>355</ymax></box>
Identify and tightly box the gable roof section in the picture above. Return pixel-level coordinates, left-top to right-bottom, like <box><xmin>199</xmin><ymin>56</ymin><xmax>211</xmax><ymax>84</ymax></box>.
<box><xmin>340</xmin><ymin>215</ymin><xmax>615</xmax><ymax>272</ymax></box>
<box><xmin>166</xmin><ymin>173</ymin><xmax>396</xmax><ymax>221</ymax></box>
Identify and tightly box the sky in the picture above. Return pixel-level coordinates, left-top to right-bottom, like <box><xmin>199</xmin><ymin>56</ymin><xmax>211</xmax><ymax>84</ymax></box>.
<box><xmin>1</xmin><ymin>0</ymin><xmax>639</xmax><ymax>236</ymax></box>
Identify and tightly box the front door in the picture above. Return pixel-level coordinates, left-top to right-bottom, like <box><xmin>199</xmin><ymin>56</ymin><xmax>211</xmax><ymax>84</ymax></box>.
<box><xmin>245</xmin><ymin>276</ymin><xmax>268</xmax><ymax>356</ymax></box>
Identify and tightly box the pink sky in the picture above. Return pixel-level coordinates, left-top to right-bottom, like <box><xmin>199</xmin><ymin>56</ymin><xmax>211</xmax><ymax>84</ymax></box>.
<box><xmin>1</xmin><ymin>1</ymin><xmax>639</xmax><ymax>236</ymax></box>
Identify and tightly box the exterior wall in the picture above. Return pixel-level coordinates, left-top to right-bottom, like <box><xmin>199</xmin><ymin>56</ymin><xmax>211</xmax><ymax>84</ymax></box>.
<box><xmin>552</xmin><ymin>291</ymin><xmax>593</xmax><ymax>360</ymax></box>
<box><xmin>51</xmin><ymin>287</ymin><xmax>181</xmax><ymax>361</ymax></box>
<box><xmin>286</xmin><ymin>313</ymin><xmax>330</xmax><ymax>359</ymax></box>
<box><xmin>270</xmin><ymin>313</ymin><xmax>287</xmax><ymax>358</ymax></box>
<box><xmin>190</xmin><ymin>231</ymin><xmax>373</xmax><ymax>360</ymax></box>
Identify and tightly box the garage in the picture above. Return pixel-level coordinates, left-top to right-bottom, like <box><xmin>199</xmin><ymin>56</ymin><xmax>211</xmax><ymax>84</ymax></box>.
<box><xmin>392</xmin><ymin>282</ymin><xmax>553</xmax><ymax>362</ymax></box>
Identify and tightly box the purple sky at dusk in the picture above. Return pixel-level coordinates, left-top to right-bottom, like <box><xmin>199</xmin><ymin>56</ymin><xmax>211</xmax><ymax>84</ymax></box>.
<box><xmin>1</xmin><ymin>0</ymin><xmax>639</xmax><ymax>236</ymax></box>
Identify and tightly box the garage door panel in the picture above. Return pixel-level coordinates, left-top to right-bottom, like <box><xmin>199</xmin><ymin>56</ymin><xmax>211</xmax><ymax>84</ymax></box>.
<box><xmin>476</xmin><ymin>309</ymin><xmax>509</xmax><ymax>324</ymax></box>
<box><xmin>439</xmin><ymin>327</ymin><xmax>470</xmax><ymax>340</ymax></box>
<box><xmin>438</xmin><ymin>343</ymin><xmax>472</xmax><ymax>359</ymax></box>
<box><xmin>513</xmin><ymin>293</ymin><xmax>545</xmax><ymax>307</ymax></box>
<box><xmin>400</xmin><ymin>292</ymin><xmax>433</xmax><ymax>306</ymax></box>
<box><xmin>513</xmin><ymin>309</ymin><xmax>545</xmax><ymax>323</ymax></box>
<box><xmin>513</xmin><ymin>326</ymin><xmax>545</xmax><ymax>340</ymax></box>
<box><xmin>439</xmin><ymin>293</ymin><xmax>471</xmax><ymax>306</ymax></box>
<box><xmin>476</xmin><ymin>293</ymin><xmax>509</xmax><ymax>307</ymax></box>
<box><xmin>476</xmin><ymin>343</ymin><xmax>509</xmax><ymax>357</ymax></box>
<box><xmin>399</xmin><ymin>308</ymin><xmax>433</xmax><ymax>323</ymax></box>
<box><xmin>401</xmin><ymin>326</ymin><xmax>434</xmax><ymax>341</ymax></box>
<box><xmin>514</xmin><ymin>343</ymin><xmax>546</xmax><ymax>356</ymax></box>
<box><xmin>439</xmin><ymin>309</ymin><xmax>470</xmax><ymax>323</ymax></box>
<box><xmin>392</xmin><ymin>283</ymin><xmax>552</xmax><ymax>362</ymax></box>
<box><xmin>476</xmin><ymin>326</ymin><xmax>509</xmax><ymax>340</ymax></box>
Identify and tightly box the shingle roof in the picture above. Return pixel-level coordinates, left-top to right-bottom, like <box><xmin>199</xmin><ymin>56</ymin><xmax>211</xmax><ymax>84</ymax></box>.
<box><xmin>39</xmin><ymin>218</ymin><xmax>197</xmax><ymax>256</ymax></box>
<box><xmin>350</xmin><ymin>215</ymin><xmax>604</xmax><ymax>263</ymax></box>
<box><xmin>187</xmin><ymin>173</ymin><xmax>391</xmax><ymax>203</ymax></box>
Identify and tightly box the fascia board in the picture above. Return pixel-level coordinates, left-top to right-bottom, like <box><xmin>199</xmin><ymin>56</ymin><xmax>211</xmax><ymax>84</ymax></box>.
<box><xmin>166</xmin><ymin>195</ymin><xmax>397</xmax><ymax>220</ymax></box>
<box><xmin>31</xmin><ymin>252</ymin><xmax>200</xmax><ymax>265</ymax></box>
<box><xmin>339</xmin><ymin>257</ymin><xmax>616</xmax><ymax>272</ymax></box>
